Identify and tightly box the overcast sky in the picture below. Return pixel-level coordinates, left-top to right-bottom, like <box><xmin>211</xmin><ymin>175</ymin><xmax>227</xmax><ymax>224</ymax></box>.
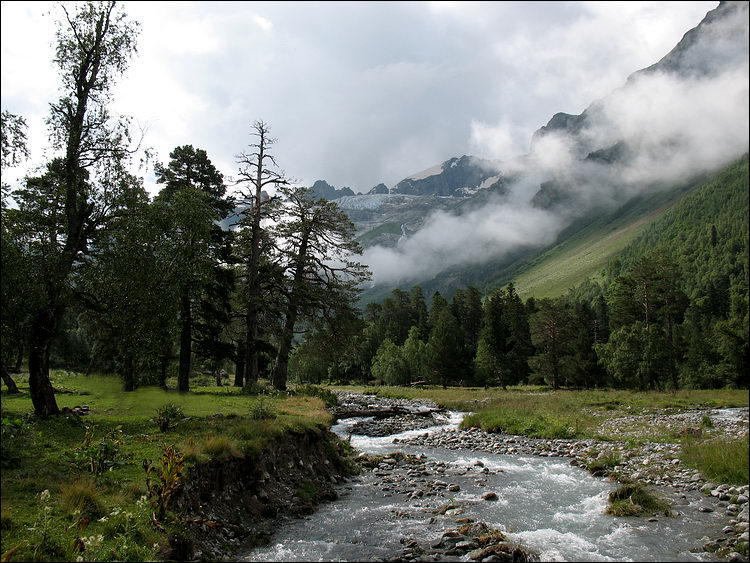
<box><xmin>1</xmin><ymin>1</ymin><xmax>718</xmax><ymax>195</ymax></box>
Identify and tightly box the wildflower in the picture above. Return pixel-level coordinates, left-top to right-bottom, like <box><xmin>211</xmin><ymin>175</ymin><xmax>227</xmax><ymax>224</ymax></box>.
<box><xmin>153</xmin><ymin>543</ymin><xmax>160</xmax><ymax>550</ymax></box>
<box><xmin>40</xmin><ymin>490</ymin><xmax>50</xmax><ymax>502</ymax></box>
<box><xmin>98</xmin><ymin>516</ymin><xmax>108</xmax><ymax>522</ymax></box>
<box><xmin>124</xmin><ymin>512</ymin><xmax>133</xmax><ymax>519</ymax></box>
<box><xmin>110</xmin><ymin>507</ymin><xmax>122</xmax><ymax>516</ymax></box>
<box><xmin>76</xmin><ymin>556</ymin><xmax>84</xmax><ymax>562</ymax></box>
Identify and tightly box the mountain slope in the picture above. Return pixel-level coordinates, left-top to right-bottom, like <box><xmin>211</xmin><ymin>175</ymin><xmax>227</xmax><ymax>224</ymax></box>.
<box><xmin>515</xmin><ymin>154</ymin><xmax>748</xmax><ymax>299</ymax></box>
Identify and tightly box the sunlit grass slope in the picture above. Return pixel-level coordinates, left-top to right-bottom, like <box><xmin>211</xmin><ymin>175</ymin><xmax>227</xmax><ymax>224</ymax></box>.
<box><xmin>512</xmin><ymin>183</ymin><xmax>698</xmax><ymax>299</ymax></box>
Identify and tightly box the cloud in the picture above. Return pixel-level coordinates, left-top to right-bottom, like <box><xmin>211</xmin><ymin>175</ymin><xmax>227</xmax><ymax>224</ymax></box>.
<box><xmin>2</xmin><ymin>1</ymin><xmax>718</xmax><ymax>195</ymax></box>
<box><xmin>363</xmin><ymin>2</ymin><xmax>748</xmax><ymax>287</ymax></box>
<box><xmin>253</xmin><ymin>15</ymin><xmax>273</xmax><ymax>32</ymax></box>
<box><xmin>363</xmin><ymin>198</ymin><xmax>563</xmax><ymax>286</ymax></box>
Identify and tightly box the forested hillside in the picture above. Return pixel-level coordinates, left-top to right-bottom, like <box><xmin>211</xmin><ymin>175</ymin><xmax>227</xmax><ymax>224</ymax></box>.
<box><xmin>291</xmin><ymin>156</ymin><xmax>748</xmax><ymax>391</ymax></box>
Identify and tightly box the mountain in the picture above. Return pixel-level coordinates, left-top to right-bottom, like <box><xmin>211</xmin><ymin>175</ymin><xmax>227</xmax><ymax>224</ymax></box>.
<box><xmin>367</xmin><ymin>183</ymin><xmax>389</xmax><ymax>195</ymax></box>
<box><xmin>341</xmin><ymin>1</ymin><xmax>748</xmax><ymax>303</ymax></box>
<box><xmin>391</xmin><ymin>155</ymin><xmax>503</xmax><ymax>197</ymax></box>
<box><xmin>309</xmin><ymin>180</ymin><xmax>356</xmax><ymax>200</ymax></box>
<box><xmin>529</xmin><ymin>0</ymin><xmax>749</xmax><ymax>158</ymax></box>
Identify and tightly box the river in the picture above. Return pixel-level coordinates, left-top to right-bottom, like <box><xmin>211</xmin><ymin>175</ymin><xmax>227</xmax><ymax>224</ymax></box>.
<box><xmin>242</xmin><ymin>397</ymin><xmax>726</xmax><ymax>562</ymax></box>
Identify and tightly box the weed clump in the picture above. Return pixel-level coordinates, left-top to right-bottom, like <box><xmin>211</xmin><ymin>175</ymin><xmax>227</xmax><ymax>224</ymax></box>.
<box><xmin>60</xmin><ymin>478</ymin><xmax>105</xmax><ymax>519</ymax></box>
<box><xmin>681</xmin><ymin>437</ymin><xmax>748</xmax><ymax>485</ymax></box>
<box><xmin>202</xmin><ymin>436</ymin><xmax>242</xmax><ymax>460</ymax></box>
<box><xmin>250</xmin><ymin>396</ymin><xmax>276</xmax><ymax>420</ymax></box>
<box><xmin>606</xmin><ymin>483</ymin><xmax>671</xmax><ymax>516</ymax></box>
<box><xmin>586</xmin><ymin>452</ymin><xmax>622</xmax><ymax>476</ymax></box>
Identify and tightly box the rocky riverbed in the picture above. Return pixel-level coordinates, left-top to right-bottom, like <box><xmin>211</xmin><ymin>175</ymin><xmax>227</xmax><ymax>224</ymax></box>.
<box><xmin>334</xmin><ymin>392</ymin><xmax>749</xmax><ymax>562</ymax></box>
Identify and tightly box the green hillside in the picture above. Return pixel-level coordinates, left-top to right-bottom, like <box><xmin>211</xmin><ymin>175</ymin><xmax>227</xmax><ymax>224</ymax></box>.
<box><xmin>511</xmin><ymin>159</ymin><xmax>747</xmax><ymax>299</ymax></box>
<box><xmin>603</xmin><ymin>154</ymin><xmax>749</xmax><ymax>298</ymax></box>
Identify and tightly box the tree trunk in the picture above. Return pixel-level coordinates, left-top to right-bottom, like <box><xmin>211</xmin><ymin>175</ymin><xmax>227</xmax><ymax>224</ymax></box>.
<box><xmin>272</xmin><ymin>230</ymin><xmax>310</xmax><ymax>392</ymax></box>
<box><xmin>28</xmin><ymin>312</ymin><xmax>60</xmax><ymax>416</ymax></box>
<box><xmin>13</xmin><ymin>344</ymin><xmax>24</xmax><ymax>373</ymax></box>
<box><xmin>1</xmin><ymin>364</ymin><xmax>20</xmax><ymax>394</ymax></box>
<box><xmin>178</xmin><ymin>291</ymin><xmax>192</xmax><ymax>392</ymax></box>
<box><xmin>273</xmin><ymin>311</ymin><xmax>296</xmax><ymax>391</ymax></box>
<box><xmin>234</xmin><ymin>343</ymin><xmax>245</xmax><ymax>387</ymax></box>
<box><xmin>122</xmin><ymin>354</ymin><xmax>135</xmax><ymax>392</ymax></box>
<box><xmin>243</xmin><ymin>311</ymin><xmax>258</xmax><ymax>386</ymax></box>
<box><xmin>159</xmin><ymin>355</ymin><xmax>169</xmax><ymax>390</ymax></box>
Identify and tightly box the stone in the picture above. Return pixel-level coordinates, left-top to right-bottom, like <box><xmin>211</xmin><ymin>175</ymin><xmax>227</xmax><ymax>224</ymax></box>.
<box><xmin>698</xmin><ymin>506</ymin><xmax>714</xmax><ymax>513</ymax></box>
<box><xmin>723</xmin><ymin>526</ymin><xmax>735</xmax><ymax>534</ymax></box>
<box><xmin>703</xmin><ymin>541</ymin><xmax>720</xmax><ymax>552</ymax></box>
<box><xmin>455</xmin><ymin>540</ymin><xmax>479</xmax><ymax>550</ymax></box>
<box><xmin>481</xmin><ymin>492</ymin><xmax>498</xmax><ymax>501</ymax></box>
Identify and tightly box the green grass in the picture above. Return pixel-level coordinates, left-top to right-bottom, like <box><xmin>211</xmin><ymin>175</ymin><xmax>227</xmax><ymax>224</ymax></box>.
<box><xmin>681</xmin><ymin>437</ymin><xmax>749</xmax><ymax>485</ymax></box>
<box><xmin>512</xmin><ymin>184</ymin><xmax>697</xmax><ymax>299</ymax></box>
<box><xmin>331</xmin><ymin>384</ymin><xmax>748</xmax><ymax>441</ymax></box>
<box><xmin>606</xmin><ymin>483</ymin><xmax>672</xmax><ymax>516</ymax></box>
<box><xmin>1</xmin><ymin>370</ymin><xmax>334</xmax><ymax>561</ymax></box>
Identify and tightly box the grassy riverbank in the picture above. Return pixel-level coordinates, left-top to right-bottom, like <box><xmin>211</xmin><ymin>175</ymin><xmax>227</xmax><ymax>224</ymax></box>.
<box><xmin>1</xmin><ymin>371</ymin><xmax>333</xmax><ymax>562</ymax></box>
<box><xmin>333</xmin><ymin>384</ymin><xmax>749</xmax><ymax>484</ymax></box>
<box><xmin>333</xmin><ymin>385</ymin><xmax>747</xmax><ymax>437</ymax></box>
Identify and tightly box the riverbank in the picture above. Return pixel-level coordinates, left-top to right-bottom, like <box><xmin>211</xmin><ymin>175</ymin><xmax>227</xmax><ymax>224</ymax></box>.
<box><xmin>332</xmin><ymin>390</ymin><xmax>749</xmax><ymax>561</ymax></box>
<box><xmin>0</xmin><ymin>371</ymin><xmax>348</xmax><ymax>562</ymax></box>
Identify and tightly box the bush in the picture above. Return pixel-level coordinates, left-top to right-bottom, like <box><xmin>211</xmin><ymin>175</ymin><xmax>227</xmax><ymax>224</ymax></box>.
<box><xmin>60</xmin><ymin>478</ymin><xmax>105</xmax><ymax>519</ymax></box>
<box><xmin>144</xmin><ymin>446</ymin><xmax>185</xmax><ymax>520</ymax></box>
<box><xmin>70</xmin><ymin>425</ymin><xmax>124</xmax><ymax>475</ymax></box>
<box><xmin>250</xmin><ymin>396</ymin><xmax>276</xmax><ymax>420</ymax></box>
<box><xmin>155</xmin><ymin>403</ymin><xmax>184</xmax><ymax>432</ymax></box>
<box><xmin>0</xmin><ymin>417</ymin><xmax>27</xmax><ymax>468</ymax></box>
<box><xmin>240</xmin><ymin>381</ymin><xmax>274</xmax><ymax>395</ymax></box>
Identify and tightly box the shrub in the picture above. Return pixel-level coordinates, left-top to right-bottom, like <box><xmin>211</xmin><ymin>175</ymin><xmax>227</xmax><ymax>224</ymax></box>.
<box><xmin>250</xmin><ymin>396</ymin><xmax>276</xmax><ymax>420</ymax></box>
<box><xmin>1</xmin><ymin>509</ymin><xmax>14</xmax><ymax>530</ymax></box>
<box><xmin>606</xmin><ymin>484</ymin><xmax>671</xmax><ymax>516</ymax></box>
<box><xmin>71</xmin><ymin>425</ymin><xmax>124</xmax><ymax>475</ymax></box>
<box><xmin>1</xmin><ymin>417</ymin><xmax>28</xmax><ymax>468</ymax></box>
<box><xmin>155</xmin><ymin>403</ymin><xmax>184</xmax><ymax>432</ymax></box>
<box><xmin>240</xmin><ymin>381</ymin><xmax>273</xmax><ymax>395</ymax></box>
<box><xmin>144</xmin><ymin>446</ymin><xmax>185</xmax><ymax>520</ymax></box>
<box><xmin>60</xmin><ymin>478</ymin><xmax>105</xmax><ymax>519</ymax></box>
